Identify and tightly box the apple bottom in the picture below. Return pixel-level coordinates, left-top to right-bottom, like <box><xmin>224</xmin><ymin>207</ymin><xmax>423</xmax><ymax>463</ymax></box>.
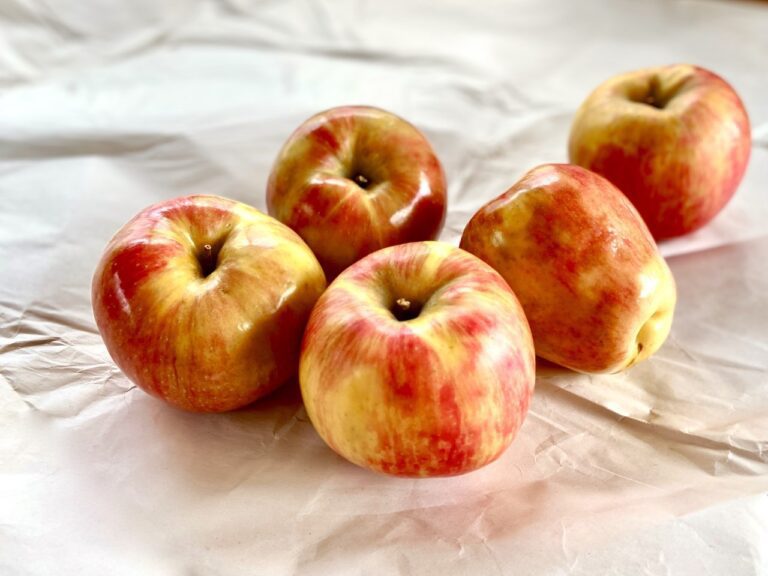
<box><xmin>309</xmin><ymin>355</ymin><xmax>531</xmax><ymax>477</ymax></box>
<box><xmin>112</xmin><ymin>291</ymin><xmax>312</xmax><ymax>413</ymax></box>
<box><xmin>300</xmin><ymin>242</ymin><xmax>535</xmax><ymax>477</ymax></box>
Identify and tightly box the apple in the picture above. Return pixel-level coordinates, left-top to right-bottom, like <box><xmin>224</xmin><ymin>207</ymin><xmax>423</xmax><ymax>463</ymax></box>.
<box><xmin>92</xmin><ymin>194</ymin><xmax>326</xmax><ymax>413</ymax></box>
<box><xmin>460</xmin><ymin>164</ymin><xmax>676</xmax><ymax>374</ymax></box>
<box><xmin>569</xmin><ymin>64</ymin><xmax>751</xmax><ymax>239</ymax></box>
<box><xmin>299</xmin><ymin>241</ymin><xmax>536</xmax><ymax>477</ymax></box>
<box><xmin>267</xmin><ymin>105</ymin><xmax>447</xmax><ymax>280</ymax></box>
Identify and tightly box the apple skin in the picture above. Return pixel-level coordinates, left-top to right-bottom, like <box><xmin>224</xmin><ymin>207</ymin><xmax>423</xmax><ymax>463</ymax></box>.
<box><xmin>299</xmin><ymin>241</ymin><xmax>536</xmax><ymax>478</ymax></box>
<box><xmin>267</xmin><ymin>105</ymin><xmax>447</xmax><ymax>280</ymax></box>
<box><xmin>569</xmin><ymin>64</ymin><xmax>751</xmax><ymax>239</ymax></box>
<box><xmin>92</xmin><ymin>195</ymin><xmax>326</xmax><ymax>413</ymax></box>
<box><xmin>460</xmin><ymin>164</ymin><xmax>676</xmax><ymax>374</ymax></box>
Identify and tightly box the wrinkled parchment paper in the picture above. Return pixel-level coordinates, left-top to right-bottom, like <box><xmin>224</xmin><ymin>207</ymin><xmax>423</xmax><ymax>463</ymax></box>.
<box><xmin>1</xmin><ymin>1</ymin><xmax>767</xmax><ymax>574</ymax></box>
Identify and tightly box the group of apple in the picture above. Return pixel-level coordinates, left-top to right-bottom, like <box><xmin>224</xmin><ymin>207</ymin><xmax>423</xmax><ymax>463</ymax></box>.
<box><xmin>93</xmin><ymin>64</ymin><xmax>750</xmax><ymax>477</ymax></box>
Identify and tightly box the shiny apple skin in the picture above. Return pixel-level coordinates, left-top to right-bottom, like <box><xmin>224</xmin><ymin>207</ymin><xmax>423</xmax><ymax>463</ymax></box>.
<box><xmin>460</xmin><ymin>164</ymin><xmax>676</xmax><ymax>374</ymax></box>
<box><xmin>267</xmin><ymin>105</ymin><xmax>447</xmax><ymax>280</ymax></box>
<box><xmin>299</xmin><ymin>241</ymin><xmax>535</xmax><ymax>478</ymax></box>
<box><xmin>92</xmin><ymin>195</ymin><xmax>326</xmax><ymax>413</ymax></box>
<box><xmin>569</xmin><ymin>64</ymin><xmax>751</xmax><ymax>239</ymax></box>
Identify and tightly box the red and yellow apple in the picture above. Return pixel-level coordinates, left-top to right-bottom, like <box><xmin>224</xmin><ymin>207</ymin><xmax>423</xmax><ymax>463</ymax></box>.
<box><xmin>92</xmin><ymin>194</ymin><xmax>326</xmax><ymax>413</ymax></box>
<box><xmin>569</xmin><ymin>64</ymin><xmax>751</xmax><ymax>239</ymax></box>
<box><xmin>460</xmin><ymin>164</ymin><xmax>676</xmax><ymax>374</ymax></box>
<box><xmin>267</xmin><ymin>105</ymin><xmax>447</xmax><ymax>279</ymax></box>
<box><xmin>299</xmin><ymin>241</ymin><xmax>536</xmax><ymax>477</ymax></box>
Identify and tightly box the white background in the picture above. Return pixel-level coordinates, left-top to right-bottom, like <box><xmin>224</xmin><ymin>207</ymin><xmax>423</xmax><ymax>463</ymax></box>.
<box><xmin>1</xmin><ymin>1</ymin><xmax>767</xmax><ymax>574</ymax></box>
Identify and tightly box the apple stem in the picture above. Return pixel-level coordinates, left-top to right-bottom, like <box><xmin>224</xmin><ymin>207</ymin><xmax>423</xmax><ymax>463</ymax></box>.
<box><xmin>644</xmin><ymin>76</ymin><xmax>665</xmax><ymax>109</ymax></box>
<box><xmin>353</xmin><ymin>173</ymin><xmax>370</xmax><ymax>189</ymax></box>
<box><xmin>200</xmin><ymin>243</ymin><xmax>215</xmax><ymax>277</ymax></box>
<box><xmin>391</xmin><ymin>297</ymin><xmax>422</xmax><ymax>321</ymax></box>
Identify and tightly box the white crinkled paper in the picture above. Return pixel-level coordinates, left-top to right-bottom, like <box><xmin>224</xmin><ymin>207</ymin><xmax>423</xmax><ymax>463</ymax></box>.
<box><xmin>1</xmin><ymin>1</ymin><xmax>767</xmax><ymax>574</ymax></box>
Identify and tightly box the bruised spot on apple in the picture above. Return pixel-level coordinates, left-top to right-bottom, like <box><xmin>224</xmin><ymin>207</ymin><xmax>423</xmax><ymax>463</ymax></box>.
<box><xmin>300</xmin><ymin>241</ymin><xmax>536</xmax><ymax>477</ymax></box>
<box><xmin>267</xmin><ymin>106</ymin><xmax>447</xmax><ymax>280</ymax></box>
<box><xmin>569</xmin><ymin>64</ymin><xmax>751</xmax><ymax>239</ymax></box>
<box><xmin>92</xmin><ymin>194</ymin><xmax>326</xmax><ymax>413</ymax></box>
<box><xmin>461</xmin><ymin>163</ymin><xmax>677</xmax><ymax>374</ymax></box>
